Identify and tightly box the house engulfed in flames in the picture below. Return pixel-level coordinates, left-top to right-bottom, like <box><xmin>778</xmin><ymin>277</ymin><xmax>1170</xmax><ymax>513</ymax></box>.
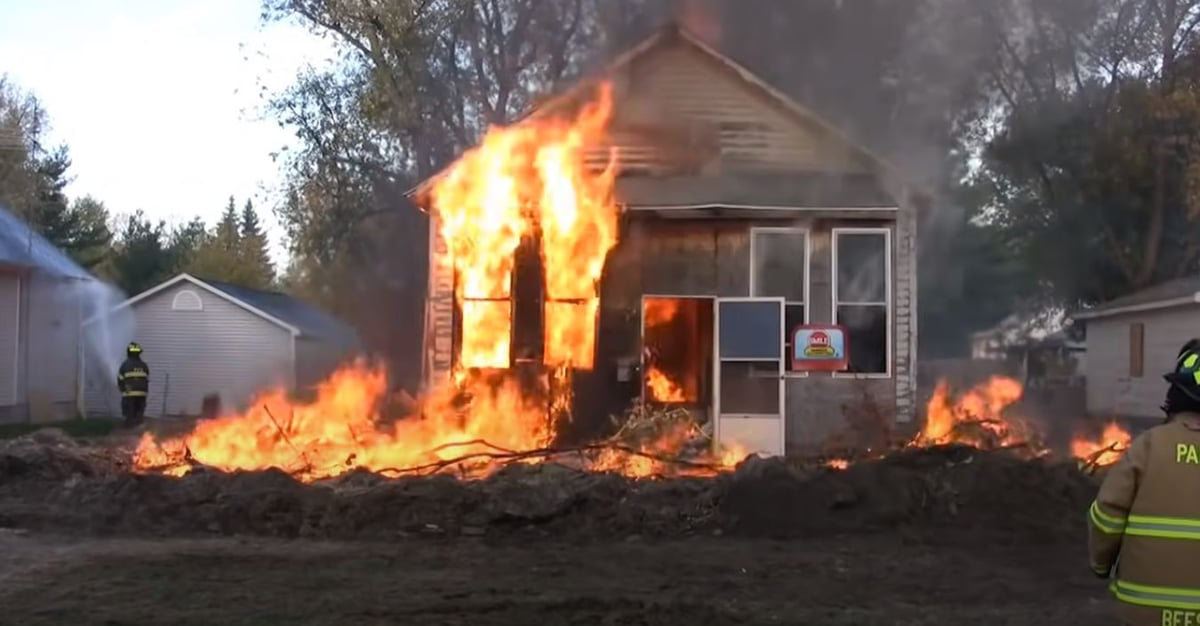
<box><xmin>413</xmin><ymin>24</ymin><xmax>923</xmax><ymax>457</ymax></box>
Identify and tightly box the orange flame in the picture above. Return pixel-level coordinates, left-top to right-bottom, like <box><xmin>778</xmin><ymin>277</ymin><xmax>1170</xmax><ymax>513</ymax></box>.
<box><xmin>1071</xmin><ymin>421</ymin><xmax>1132</xmax><ymax>467</ymax></box>
<box><xmin>132</xmin><ymin>85</ymin><xmax>752</xmax><ymax>481</ymax></box>
<box><xmin>914</xmin><ymin>376</ymin><xmax>1031</xmax><ymax>448</ymax></box>
<box><xmin>646</xmin><ymin>367</ymin><xmax>687</xmax><ymax>402</ymax></box>
<box><xmin>432</xmin><ymin>84</ymin><xmax>616</xmax><ymax>370</ymax></box>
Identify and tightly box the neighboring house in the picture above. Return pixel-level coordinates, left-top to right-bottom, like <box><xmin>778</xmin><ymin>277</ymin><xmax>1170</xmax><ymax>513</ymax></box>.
<box><xmin>970</xmin><ymin>311</ymin><xmax>1084</xmax><ymax>388</ymax></box>
<box><xmin>0</xmin><ymin>205</ymin><xmax>99</xmax><ymax>423</ymax></box>
<box><xmin>1074</xmin><ymin>276</ymin><xmax>1200</xmax><ymax>419</ymax></box>
<box><xmin>82</xmin><ymin>273</ymin><xmax>360</xmax><ymax>418</ymax></box>
<box><xmin>410</xmin><ymin>24</ymin><xmax>925</xmax><ymax>456</ymax></box>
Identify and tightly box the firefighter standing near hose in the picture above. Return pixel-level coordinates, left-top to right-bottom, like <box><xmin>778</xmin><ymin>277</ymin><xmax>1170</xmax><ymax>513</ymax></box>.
<box><xmin>117</xmin><ymin>342</ymin><xmax>150</xmax><ymax>428</ymax></box>
<box><xmin>1089</xmin><ymin>338</ymin><xmax>1200</xmax><ymax>626</ymax></box>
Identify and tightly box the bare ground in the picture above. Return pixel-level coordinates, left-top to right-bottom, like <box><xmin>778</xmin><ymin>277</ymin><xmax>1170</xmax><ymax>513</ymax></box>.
<box><xmin>0</xmin><ymin>432</ymin><xmax>1119</xmax><ymax>625</ymax></box>
<box><xmin>0</xmin><ymin>532</ymin><xmax>1112</xmax><ymax>626</ymax></box>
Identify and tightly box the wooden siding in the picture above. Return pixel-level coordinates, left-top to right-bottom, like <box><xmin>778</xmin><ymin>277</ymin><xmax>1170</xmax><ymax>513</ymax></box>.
<box><xmin>587</xmin><ymin>45</ymin><xmax>872</xmax><ymax>176</ymax></box>
<box><xmin>894</xmin><ymin>195</ymin><xmax>917</xmax><ymax>422</ymax></box>
<box><xmin>84</xmin><ymin>283</ymin><xmax>294</xmax><ymax>418</ymax></box>
<box><xmin>0</xmin><ymin>270</ymin><xmax>18</xmax><ymax>407</ymax></box>
<box><xmin>1085</xmin><ymin>305</ymin><xmax>1200</xmax><ymax>419</ymax></box>
<box><xmin>424</xmin><ymin>215</ymin><xmax>455</xmax><ymax>391</ymax></box>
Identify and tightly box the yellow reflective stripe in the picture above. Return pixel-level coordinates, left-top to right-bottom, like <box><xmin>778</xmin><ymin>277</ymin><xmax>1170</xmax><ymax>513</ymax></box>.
<box><xmin>1090</xmin><ymin>501</ymin><xmax>1127</xmax><ymax>534</ymax></box>
<box><xmin>1125</xmin><ymin>514</ymin><xmax>1200</xmax><ymax>540</ymax></box>
<box><xmin>1113</xmin><ymin>579</ymin><xmax>1200</xmax><ymax>611</ymax></box>
<box><xmin>1186</xmin><ymin>354</ymin><xmax>1199</xmax><ymax>368</ymax></box>
<box><xmin>122</xmin><ymin>391</ymin><xmax>147</xmax><ymax>397</ymax></box>
<box><xmin>123</xmin><ymin>371</ymin><xmax>147</xmax><ymax>378</ymax></box>
<box><xmin>1193</xmin><ymin>370</ymin><xmax>1200</xmax><ymax>385</ymax></box>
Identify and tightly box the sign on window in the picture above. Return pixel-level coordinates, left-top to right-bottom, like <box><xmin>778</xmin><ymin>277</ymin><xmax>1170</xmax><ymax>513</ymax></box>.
<box><xmin>790</xmin><ymin>324</ymin><xmax>849</xmax><ymax>372</ymax></box>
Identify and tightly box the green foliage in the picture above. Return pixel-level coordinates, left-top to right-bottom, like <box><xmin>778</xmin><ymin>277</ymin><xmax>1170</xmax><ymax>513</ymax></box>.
<box><xmin>183</xmin><ymin>196</ymin><xmax>275</xmax><ymax>290</ymax></box>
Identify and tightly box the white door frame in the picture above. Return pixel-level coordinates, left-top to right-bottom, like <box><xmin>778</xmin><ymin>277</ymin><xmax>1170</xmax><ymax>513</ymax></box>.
<box><xmin>713</xmin><ymin>296</ymin><xmax>786</xmax><ymax>454</ymax></box>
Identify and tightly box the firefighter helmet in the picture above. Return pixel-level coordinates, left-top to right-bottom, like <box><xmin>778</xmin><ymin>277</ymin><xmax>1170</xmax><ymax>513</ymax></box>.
<box><xmin>1164</xmin><ymin>338</ymin><xmax>1200</xmax><ymax>401</ymax></box>
<box><xmin>126</xmin><ymin>342</ymin><xmax>143</xmax><ymax>355</ymax></box>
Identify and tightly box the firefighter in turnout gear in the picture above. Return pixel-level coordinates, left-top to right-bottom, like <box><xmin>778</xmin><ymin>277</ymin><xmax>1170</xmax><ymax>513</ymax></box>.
<box><xmin>117</xmin><ymin>342</ymin><xmax>149</xmax><ymax>428</ymax></box>
<box><xmin>1089</xmin><ymin>338</ymin><xmax>1200</xmax><ymax>626</ymax></box>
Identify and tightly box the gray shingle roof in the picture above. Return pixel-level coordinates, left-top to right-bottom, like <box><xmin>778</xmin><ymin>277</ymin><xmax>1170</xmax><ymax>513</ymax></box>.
<box><xmin>0</xmin><ymin>205</ymin><xmax>93</xmax><ymax>280</ymax></box>
<box><xmin>202</xmin><ymin>279</ymin><xmax>359</xmax><ymax>346</ymax></box>
<box><xmin>1075</xmin><ymin>276</ymin><xmax>1200</xmax><ymax>319</ymax></box>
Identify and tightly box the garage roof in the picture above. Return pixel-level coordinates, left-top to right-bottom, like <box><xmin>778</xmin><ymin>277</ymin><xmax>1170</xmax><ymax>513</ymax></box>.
<box><xmin>0</xmin><ymin>205</ymin><xmax>94</xmax><ymax>280</ymax></box>
<box><xmin>86</xmin><ymin>273</ymin><xmax>358</xmax><ymax>345</ymax></box>
<box><xmin>1073</xmin><ymin>276</ymin><xmax>1200</xmax><ymax>320</ymax></box>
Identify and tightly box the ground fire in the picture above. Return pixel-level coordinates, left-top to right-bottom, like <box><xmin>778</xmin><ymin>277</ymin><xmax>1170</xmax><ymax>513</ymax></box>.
<box><xmin>131</xmin><ymin>83</ymin><xmax>1132</xmax><ymax>483</ymax></box>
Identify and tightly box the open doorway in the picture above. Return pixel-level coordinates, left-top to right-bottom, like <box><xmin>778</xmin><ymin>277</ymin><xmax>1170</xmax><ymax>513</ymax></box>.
<box><xmin>640</xmin><ymin>296</ymin><xmax>715</xmax><ymax>422</ymax></box>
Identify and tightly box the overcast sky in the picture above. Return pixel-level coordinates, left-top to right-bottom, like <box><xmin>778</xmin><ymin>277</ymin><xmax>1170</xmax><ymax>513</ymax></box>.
<box><xmin>0</xmin><ymin>0</ymin><xmax>339</xmax><ymax>264</ymax></box>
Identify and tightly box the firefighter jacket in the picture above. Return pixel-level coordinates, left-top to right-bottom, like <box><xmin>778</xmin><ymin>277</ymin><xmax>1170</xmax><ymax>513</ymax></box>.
<box><xmin>117</xmin><ymin>357</ymin><xmax>150</xmax><ymax>398</ymax></box>
<box><xmin>1089</xmin><ymin>412</ymin><xmax>1200</xmax><ymax>626</ymax></box>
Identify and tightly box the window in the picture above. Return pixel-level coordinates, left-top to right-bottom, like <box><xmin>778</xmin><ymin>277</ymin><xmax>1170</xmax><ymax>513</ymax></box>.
<box><xmin>1129</xmin><ymin>323</ymin><xmax>1144</xmax><ymax>378</ymax></box>
<box><xmin>171</xmin><ymin>289</ymin><xmax>203</xmax><ymax>311</ymax></box>
<box><xmin>833</xmin><ymin>228</ymin><xmax>890</xmax><ymax>376</ymax></box>
<box><xmin>750</xmin><ymin>228</ymin><xmax>808</xmax><ymax>372</ymax></box>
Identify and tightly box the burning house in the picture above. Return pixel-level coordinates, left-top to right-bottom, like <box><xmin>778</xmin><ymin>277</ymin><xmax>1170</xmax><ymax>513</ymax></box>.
<box><xmin>414</xmin><ymin>24</ymin><xmax>922</xmax><ymax>457</ymax></box>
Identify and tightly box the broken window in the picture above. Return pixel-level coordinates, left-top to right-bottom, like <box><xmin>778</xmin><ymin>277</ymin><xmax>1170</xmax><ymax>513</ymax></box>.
<box><xmin>833</xmin><ymin>229</ymin><xmax>890</xmax><ymax>375</ymax></box>
<box><xmin>750</xmin><ymin>228</ymin><xmax>807</xmax><ymax>372</ymax></box>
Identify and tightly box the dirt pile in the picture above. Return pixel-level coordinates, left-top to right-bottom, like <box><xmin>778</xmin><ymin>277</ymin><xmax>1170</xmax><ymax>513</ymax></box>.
<box><xmin>0</xmin><ymin>431</ymin><xmax>1098</xmax><ymax>542</ymax></box>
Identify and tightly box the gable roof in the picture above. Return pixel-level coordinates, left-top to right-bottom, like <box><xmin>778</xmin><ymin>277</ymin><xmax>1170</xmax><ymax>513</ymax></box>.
<box><xmin>0</xmin><ymin>205</ymin><xmax>94</xmax><ymax>280</ymax></box>
<box><xmin>406</xmin><ymin>23</ymin><xmax>909</xmax><ymax>204</ymax></box>
<box><xmin>203</xmin><ymin>279</ymin><xmax>359</xmax><ymax>345</ymax></box>
<box><xmin>84</xmin><ymin>273</ymin><xmax>358</xmax><ymax>344</ymax></box>
<box><xmin>1072</xmin><ymin>276</ymin><xmax>1200</xmax><ymax>320</ymax></box>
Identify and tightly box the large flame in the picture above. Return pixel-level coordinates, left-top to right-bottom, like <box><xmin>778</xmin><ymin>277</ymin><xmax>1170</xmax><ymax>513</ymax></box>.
<box><xmin>133</xmin><ymin>85</ymin><xmax>745</xmax><ymax>481</ymax></box>
<box><xmin>431</xmin><ymin>84</ymin><xmax>616</xmax><ymax>370</ymax></box>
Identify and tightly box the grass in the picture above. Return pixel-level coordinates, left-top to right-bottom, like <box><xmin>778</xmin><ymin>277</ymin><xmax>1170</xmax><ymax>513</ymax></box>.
<box><xmin>0</xmin><ymin>418</ymin><xmax>118</xmax><ymax>440</ymax></box>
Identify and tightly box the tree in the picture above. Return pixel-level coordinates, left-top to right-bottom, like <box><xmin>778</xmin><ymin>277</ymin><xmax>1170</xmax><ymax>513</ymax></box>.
<box><xmin>106</xmin><ymin>211</ymin><xmax>178</xmax><ymax>295</ymax></box>
<box><xmin>972</xmin><ymin>0</ymin><xmax>1200</xmax><ymax>306</ymax></box>
<box><xmin>0</xmin><ymin>75</ymin><xmax>46</xmax><ymax>213</ymax></box>
<box><xmin>239</xmin><ymin>198</ymin><xmax>275</xmax><ymax>289</ymax></box>
<box><xmin>183</xmin><ymin>196</ymin><xmax>275</xmax><ymax>289</ymax></box>
<box><xmin>20</xmin><ymin>148</ymin><xmax>112</xmax><ymax>268</ymax></box>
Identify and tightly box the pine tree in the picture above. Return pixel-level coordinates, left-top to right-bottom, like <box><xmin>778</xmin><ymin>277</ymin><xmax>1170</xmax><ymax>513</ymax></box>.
<box><xmin>239</xmin><ymin>198</ymin><xmax>275</xmax><ymax>289</ymax></box>
<box><xmin>215</xmin><ymin>195</ymin><xmax>240</xmax><ymax>252</ymax></box>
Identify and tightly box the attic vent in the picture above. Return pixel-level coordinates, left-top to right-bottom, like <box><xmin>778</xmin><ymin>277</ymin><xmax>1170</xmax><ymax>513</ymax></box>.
<box><xmin>172</xmin><ymin>289</ymin><xmax>203</xmax><ymax>311</ymax></box>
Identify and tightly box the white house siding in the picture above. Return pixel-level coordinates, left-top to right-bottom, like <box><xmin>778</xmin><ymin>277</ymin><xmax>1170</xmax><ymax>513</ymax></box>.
<box><xmin>84</xmin><ymin>282</ymin><xmax>294</xmax><ymax>418</ymax></box>
<box><xmin>25</xmin><ymin>273</ymin><xmax>82</xmax><ymax>403</ymax></box>
<box><xmin>0</xmin><ymin>269</ymin><xmax>19</xmax><ymax>409</ymax></box>
<box><xmin>1085</xmin><ymin>305</ymin><xmax>1200</xmax><ymax>419</ymax></box>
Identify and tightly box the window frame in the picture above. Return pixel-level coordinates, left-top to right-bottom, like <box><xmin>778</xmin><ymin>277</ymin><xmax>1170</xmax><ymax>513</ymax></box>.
<box><xmin>831</xmin><ymin>227</ymin><xmax>892</xmax><ymax>379</ymax></box>
<box><xmin>748</xmin><ymin>226</ymin><xmax>810</xmax><ymax>377</ymax></box>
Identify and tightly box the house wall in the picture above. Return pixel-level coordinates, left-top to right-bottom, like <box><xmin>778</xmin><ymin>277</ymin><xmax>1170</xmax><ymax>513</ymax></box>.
<box><xmin>418</xmin><ymin>33</ymin><xmax>921</xmax><ymax>452</ymax></box>
<box><xmin>83</xmin><ymin>282</ymin><xmax>294</xmax><ymax>418</ymax></box>
<box><xmin>0</xmin><ymin>268</ymin><xmax>20</xmax><ymax>412</ymax></box>
<box><xmin>1085</xmin><ymin>306</ymin><xmax>1200</xmax><ymax>419</ymax></box>
<box><xmin>587</xmin><ymin>41</ymin><xmax>873</xmax><ymax>175</ymax></box>
<box><xmin>601</xmin><ymin>214</ymin><xmax>911</xmax><ymax>452</ymax></box>
<box><xmin>21</xmin><ymin>271</ymin><xmax>84</xmax><ymax>422</ymax></box>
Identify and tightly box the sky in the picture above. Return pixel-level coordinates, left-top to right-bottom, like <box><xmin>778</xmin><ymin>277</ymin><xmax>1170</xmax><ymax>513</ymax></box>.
<box><xmin>0</xmin><ymin>0</ymin><xmax>340</xmax><ymax>265</ymax></box>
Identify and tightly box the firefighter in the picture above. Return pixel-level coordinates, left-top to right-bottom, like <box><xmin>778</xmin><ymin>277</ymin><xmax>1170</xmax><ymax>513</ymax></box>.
<box><xmin>1089</xmin><ymin>338</ymin><xmax>1200</xmax><ymax>626</ymax></box>
<box><xmin>117</xmin><ymin>342</ymin><xmax>150</xmax><ymax>428</ymax></box>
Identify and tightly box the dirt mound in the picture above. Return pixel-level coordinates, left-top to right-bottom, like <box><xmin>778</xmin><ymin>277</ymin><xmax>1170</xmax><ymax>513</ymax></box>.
<box><xmin>0</xmin><ymin>436</ymin><xmax>1097</xmax><ymax>542</ymax></box>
